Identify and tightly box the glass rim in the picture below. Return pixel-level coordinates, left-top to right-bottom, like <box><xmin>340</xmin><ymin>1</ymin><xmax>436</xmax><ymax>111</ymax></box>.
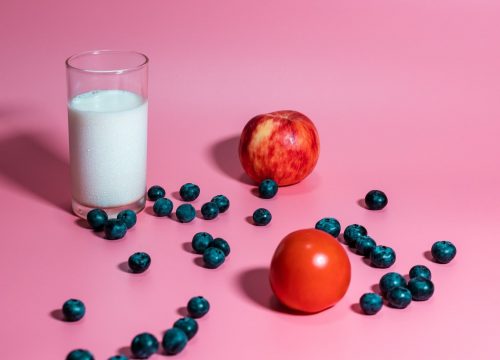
<box><xmin>65</xmin><ymin>49</ymin><xmax>149</xmax><ymax>74</ymax></box>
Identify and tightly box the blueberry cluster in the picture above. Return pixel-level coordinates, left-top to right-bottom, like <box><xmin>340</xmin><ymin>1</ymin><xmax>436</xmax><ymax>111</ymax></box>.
<box><xmin>191</xmin><ymin>232</ymin><xmax>231</xmax><ymax>269</ymax></box>
<box><xmin>129</xmin><ymin>296</ymin><xmax>210</xmax><ymax>358</ymax></box>
<box><xmin>359</xmin><ymin>264</ymin><xmax>436</xmax><ymax>315</ymax></box>
<box><xmin>316</xmin><ymin>219</ymin><xmax>397</xmax><ymax>269</ymax></box>
<box><xmin>148</xmin><ymin>184</ymin><xmax>230</xmax><ymax>223</ymax></box>
<box><xmin>86</xmin><ymin>208</ymin><xmax>137</xmax><ymax>240</ymax></box>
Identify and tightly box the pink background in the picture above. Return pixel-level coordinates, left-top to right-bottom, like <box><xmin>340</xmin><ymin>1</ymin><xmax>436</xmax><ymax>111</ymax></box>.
<box><xmin>1</xmin><ymin>0</ymin><xmax>499</xmax><ymax>359</ymax></box>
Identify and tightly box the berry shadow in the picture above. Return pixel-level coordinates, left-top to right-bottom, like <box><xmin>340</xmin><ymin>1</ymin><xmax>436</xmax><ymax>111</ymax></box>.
<box><xmin>171</xmin><ymin>191</ymin><xmax>183</xmax><ymax>201</ymax></box>
<box><xmin>245</xmin><ymin>216</ymin><xmax>254</xmax><ymax>225</ymax></box>
<box><xmin>237</xmin><ymin>267</ymin><xmax>309</xmax><ymax>315</ymax></box>
<box><xmin>177</xmin><ymin>306</ymin><xmax>189</xmax><ymax>317</ymax></box>
<box><xmin>423</xmin><ymin>251</ymin><xmax>435</xmax><ymax>262</ymax></box>
<box><xmin>74</xmin><ymin>218</ymin><xmax>91</xmax><ymax>229</ymax></box>
<box><xmin>357</xmin><ymin>198</ymin><xmax>368</xmax><ymax>209</ymax></box>
<box><xmin>337</xmin><ymin>234</ymin><xmax>348</xmax><ymax>245</ymax></box>
<box><xmin>0</xmin><ymin>132</ymin><xmax>71</xmax><ymax>213</ymax></box>
<box><xmin>49</xmin><ymin>309</ymin><xmax>65</xmax><ymax>321</ymax></box>
<box><xmin>182</xmin><ymin>242</ymin><xmax>195</xmax><ymax>253</ymax></box>
<box><xmin>116</xmin><ymin>346</ymin><xmax>133</xmax><ymax>358</ymax></box>
<box><xmin>145</xmin><ymin>206</ymin><xmax>156</xmax><ymax>216</ymax></box>
<box><xmin>371</xmin><ymin>284</ymin><xmax>381</xmax><ymax>293</ymax></box>
<box><xmin>193</xmin><ymin>257</ymin><xmax>205</xmax><ymax>267</ymax></box>
<box><xmin>209</xmin><ymin>135</ymin><xmax>254</xmax><ymax>185</ymax></box>
<box><xmin>350</xmin><ymin>304</ymin><xmax>365</xmax><ymax>315</ymax></box>
<box><xmin>118</xmin><ymin>261</ymin><xmax>132</xmax><ymax>273</ymax></box>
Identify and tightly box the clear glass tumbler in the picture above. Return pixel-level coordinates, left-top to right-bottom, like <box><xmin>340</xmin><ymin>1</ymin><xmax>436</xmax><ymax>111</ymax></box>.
<box><xmin>66</xmin><ymin>50</ymin><xmax>149</xmax><ymax>218</ymax></box>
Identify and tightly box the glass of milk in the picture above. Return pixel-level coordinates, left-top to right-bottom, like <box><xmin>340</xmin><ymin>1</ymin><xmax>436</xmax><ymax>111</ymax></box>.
<box><xmin>66</xmin><ymin>50</ymin><xmax>148</xmax><ymax>218</ymax></box>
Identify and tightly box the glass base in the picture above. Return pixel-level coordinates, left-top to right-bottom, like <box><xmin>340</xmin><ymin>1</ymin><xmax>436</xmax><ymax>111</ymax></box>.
<box><xmin>72</xmin><ymin>196</ymin><xmax>146</xmax><ymax>219</ymax></box>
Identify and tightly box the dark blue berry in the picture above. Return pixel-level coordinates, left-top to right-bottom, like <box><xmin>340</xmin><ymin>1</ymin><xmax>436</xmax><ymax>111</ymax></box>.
<box><xmin>201</xmin><ymin>202</ymin><xmax>219</xmax><ymax>220</ymax></box>
<box><xmin>409</xmin><ymin>265</ymin><xmax>432</xmax><ymax>280</ymax></box>
<box><xmin>258</xmin><ymin>179</ymin><xmax>278</xmax><ymax>199</ymax></box>
<box><xmin>153</xmin><ymin>198</ymin><xmax>173</xmax><ymax>217</ymax></box>
<box><xmin>131</xmin><ymin>333</ymin><xmax>159</xmax><ymax>359</ymax></box>
<box><xmin>128</xmin><ymin>252</ymin><xmax>151</xmax><ymax>273</ymax></box>
<box><xmin>252</xmin><ymin>208</ymin><xmax>272</xmax><ymax>226</ymax></box>
<box><xmin>315</xmin><ymin>217</ymin><xmax>341</xmax><ymax>237</ymax></box>
<box><xmin>370</xmin><ymin>245</ymin><xmax>396</xmax><ymax>268</ymax></box>
<box><xmin>386</xmin><ymin>286</ymin><xmax>412</xmax><ymax>309</ymax></box>
<box><xmin>187</xmin><ymin>296</ymin><xmax>210</xmax><ymax>318</ymax></box>
<box><xmin>108</xmin><ymin>356</ymin><xmax>128</xmax><ymax>360</ymax></box>
<box><xmin>407</xmin><ymin>277</ymin><xmax>434</xmax><ymax>301</ymax></box>
<box><xmin>211</xmin><ymin>195</ymin><xmax>230</xmax><ymax>213</ymax></box>
<box><xmin>162</xmin><ymin>328</ymin><xmax>188</xmax><ymax>355</ymax></box>
<box><xmin>359</xmin><ymin>293</ymin><xmax>383</xmax><ymax>315</ymax></box>
<box><xmin>355</xmin><ymin>235</ymin><xmax>376</xmax><ymax>257</ymax></box>
<box><xmin>431</xmin><ymin>241</ymin><xmax>457</xmax><ymax>264</ymax></box>
<box><xmin>117</xmin><ymin>209</ymin><xmax>137</xmax><ymax>229</ymax></box>
<box><xmin>176</xmin><ymin>204</ymin><xmax>196</xmax><ymax>223</ymax></box>
<box><xmin>179</xmin><ymin>183</ymin><xmax>200</xmax><ymax>202</ymax></box>
<box><xmin>343</xmin><ymin>224</ymin><xmax>367</xmax><ymax>248</ymax></box>
<box><xmin>173</xmin><ymin>317</ymin><xmax>198</xmax><ymax>340</ymax></box>
<box><xmin>191</xmin><ymin>232</ymin><xmax>214</xmax><ymax>254</ymax></box>
<box><xmin>62</xmin><ymin>299</ymin><xmax>86</xmax><ymax>322</ymax></box>
<box><xmin>212</xmin><ymin>238</ymin><xmax>230</xmax><ymax>256</ymax></box>
<box><xmin>104</xmin><ymin>219</ymin><xmax>127</xmax><ymax>240</ymax></box>
<box><xmin>66</xmin><ymin>349</ymin><xmax>94</xmax><ymax>360</ymax></box>
<box><xmin>364</xmin><ymin>190</ymin><xmax>388</xmax><ymax>210</ymax></box>
<box><xmin>86</xmin><ymin>209</ymin><xmax>108</xmax><ymax>231</ymax></box>
<box><xmin>379</xmin><ymin>272</ymin><xmax>406</xmax><ymax>297</ymax></box>
<box><xmin>147</xmin><ymin>185</ymin><xmax>165</xmax><ymax>201</ymax></box>
<box><xmin>203</xmin><ymin>247</ymin><xmax>226</xmax><ymax>268</ymax></box>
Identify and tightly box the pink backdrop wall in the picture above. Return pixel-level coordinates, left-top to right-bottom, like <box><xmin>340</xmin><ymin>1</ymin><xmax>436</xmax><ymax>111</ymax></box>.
<box><xmin>1</xmin><ymin>0</ymin><xmax>499</xmax><ymax>359</ymax></box>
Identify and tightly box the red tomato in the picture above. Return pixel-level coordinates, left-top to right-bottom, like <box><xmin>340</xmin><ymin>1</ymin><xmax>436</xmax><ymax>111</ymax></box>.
<box><xmin>269</xmin><ymin>229</ymin><xmax>351</xmax><ymax>313</ymax></box>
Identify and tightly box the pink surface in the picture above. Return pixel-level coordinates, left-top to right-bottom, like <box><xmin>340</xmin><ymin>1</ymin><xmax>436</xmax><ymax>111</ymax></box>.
<box><xmin>1</xmin><ymin>0</ymin><xmax>499</xmax><ymax>359</ymax></box>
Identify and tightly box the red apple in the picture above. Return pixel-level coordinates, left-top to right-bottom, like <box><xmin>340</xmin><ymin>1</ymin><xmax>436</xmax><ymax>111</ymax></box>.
<box><xmin>238</xmin><ymin>110</ymin><xmax>320</xmax><ymax>186</ymax></box>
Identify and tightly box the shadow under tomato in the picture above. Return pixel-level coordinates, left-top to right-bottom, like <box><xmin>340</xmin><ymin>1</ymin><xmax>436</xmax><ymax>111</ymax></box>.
<box><xmin>237</xmin><ymin>267</ymin><xmax>309</xmax><ymax>315</ymax></box>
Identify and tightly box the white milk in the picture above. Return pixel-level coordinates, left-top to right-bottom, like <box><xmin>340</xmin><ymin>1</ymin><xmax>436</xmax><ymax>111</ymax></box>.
<box><xmin>68</xmin><ymin>90</ymin><xmax>148</xmax><ymax>210</ymax></box>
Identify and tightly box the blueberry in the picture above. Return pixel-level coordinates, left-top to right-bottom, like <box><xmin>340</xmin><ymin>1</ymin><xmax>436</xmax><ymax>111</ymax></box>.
<box><xmin>66</xmin><ymin>349</ymin><xmax>94</xmax><ymax>360</ymax></box>
<box><xmin>176</xmin><ymin>204</ymin><xmax>196</xmax><ymax>223</ymax></box>
<box><xmin>364</xmin><ymin>190</ymin><xmax>388</xmax><ymax>210</ymax></box>
<box><xmin>431</xmin><ymin>241</ymin><xmax>457</xmax><ymax>264</ymax></box>
<box><xmin>62</xmin><ymin>299</ymin><xmax>86</xmax><ymax>322</ymax></box>
<box><xmin>212</xmin><ymin>237</ymin><xmax>230</xmax><ymax>256</ymax></box>
<box><xmin>179</xmin><ymin>183</ymin><xmax>200</xmax><ymax>202</ymax></box>
<box><xmin>203</xmin><ymin>247</ymin><xmax>226</xmax><ymax>268</ymax></box>
<box><xmin>258</xmin><ymin>179</ymin><xmax>278</xmax><ymax>199</ymax></box>
<box><xmin>201</xmin><ymin>202</ymin><xmax>219</xmax><ymax>220</ymax></box>
<box><xmin>187</xmin><ymin>296</ymin><xmax>210</xmax><ymax>318</ymax></box>
<box><xmin>147</xmin><ymin>185</ymin><xmax>166</xmax><ymax>201</ymax></box>
<box><xmin>131</xmin><ymin>333</ymin><xmax>159</xmax><ymax>359</ymax></box>
<box><xmin>409</xmin><ymin>265</ymin><xmax>432</xmax><ymax>280</ymax></box>
<box><xmin>128</xmin><ymin>252</ymin><xmax>151</xmax><ymax>273</ymax></box>
<box><xmin>117</xmin><ymin>209</ymin><xmax>137</xmax><ymax>229</ymax></box>
<box><xmin>370</xmin><ymin>245</ymin><xmax>396</xmax><ymax>268</ymax></box>
<box><xmin>86</xmin><ymin>209</ymin><xmax>108</xmax><ymax>231</ymax></box>
<box><xmin>315</xmin><ymin>217</ymin><xmax>341</xmax><ymax>237</ymax></box>
<box><xmin>252</xmin><ymin>208</ymin><xmax>272</xmax><ymax>226</ymax></box>
<box><xmin>355</xmin><ymin>235</ymin><xmax>376</xmax><ymax>257</ymax></box>
<box><xmin>386</xmin><ymin>286</ymin><xmax>412</xmax><ymax>309</ymax></box>
<box><xmin>104</xmin><ymin>219</ymin><xmax>127</xmax><ymax>240</ymax></box>
<box><xmin>191</xmin><ymin>232</ymin><xmax>214</xmax><ymax>254</ymax></box>
<box><xmin>359</xmin><ymin>293</ymin><xmax>383</xmax><ymax>315</ymax></box>
<box><xmin>108</xmin><ymin>356</ymin><xmax>128</xmax><ymax>360</ymax></box>
<box><xmin>407</xmin><ymin>277</ymin><xmax>435</xmax><ymax>301</ymax></box>
<box><xmin>211</xmin><ymin>195</ymin><xmax>230</xmax><ymax>213</ymax></box>
<box><xmin>343</xmin><ymin>224</ymin><xmax>367</xmax><ymax>248</ymax></box>
<box><xmin>153</xmin><ymin>198</ymin><xmax>173</xmax><ymax>217</ymax></box>
<box><xmin>379</xmin><ymin>272</ymin><xmax>406</xmax><ymax>297</ymax></box>
<box><xmin>162</xmin><ymin>328</ymin><xmax>188</xmax><ymax>355</ymax></box>
<box><xmin>173</xmin><ymin>317</ymin><xmax>198</xmax><ymax>340</ymax></box>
